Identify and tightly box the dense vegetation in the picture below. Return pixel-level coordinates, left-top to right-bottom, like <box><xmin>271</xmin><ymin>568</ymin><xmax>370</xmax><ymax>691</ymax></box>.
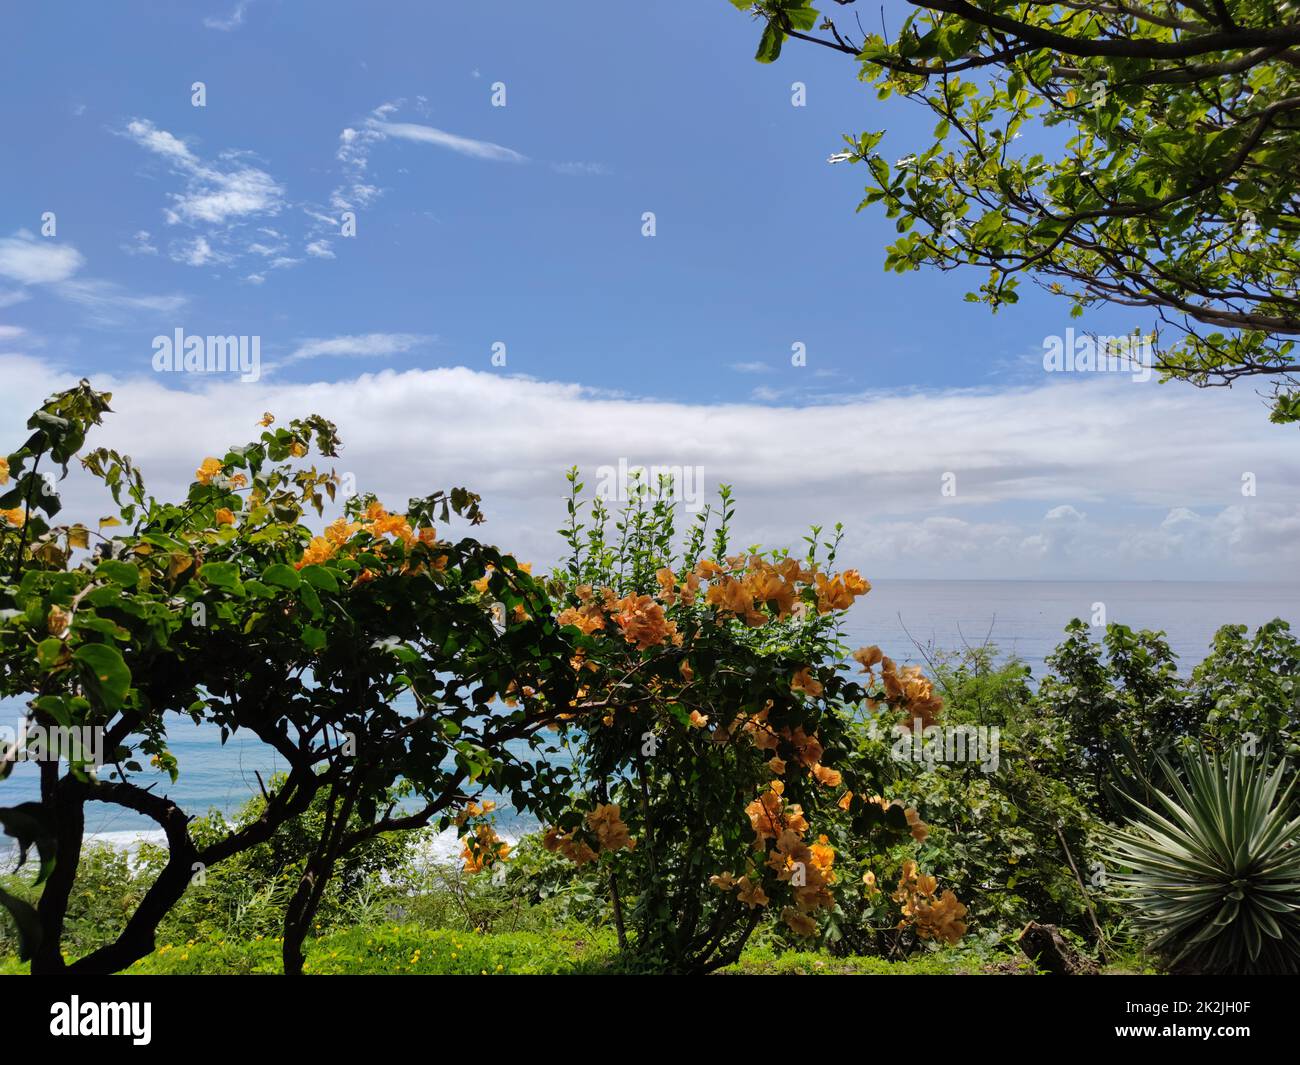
<box><xmin>2</xmin><ymin>382</ymin><xmax>1297</xmax><ymax>975</ymax></box>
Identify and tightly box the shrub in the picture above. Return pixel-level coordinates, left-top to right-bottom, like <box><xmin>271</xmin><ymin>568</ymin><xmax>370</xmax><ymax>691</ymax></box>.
<box><xmin>1104</xmin><ymin>747</ymin><xmax>1300</xmax><ymax>974</ymax></box>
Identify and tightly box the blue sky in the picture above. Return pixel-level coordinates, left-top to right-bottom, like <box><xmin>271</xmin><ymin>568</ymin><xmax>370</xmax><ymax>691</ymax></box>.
<box><xmin>2</xmin><ymin>0</ymin><xmax>1299</xmax><ymax>581</ymax></box>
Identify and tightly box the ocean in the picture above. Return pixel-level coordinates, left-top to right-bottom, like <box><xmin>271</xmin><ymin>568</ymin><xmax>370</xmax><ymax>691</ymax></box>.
<box><xmin>3</xmin><ymin>579</ymin><xmax>1297</xmax><ymax>843</ymax></box>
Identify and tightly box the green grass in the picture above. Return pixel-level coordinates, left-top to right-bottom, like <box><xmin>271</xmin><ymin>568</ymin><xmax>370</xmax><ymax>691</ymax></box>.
<box><xmin>1</xmin><ymin>926</ymin><xmax>1035</xmax><ymax>975</ymax></box>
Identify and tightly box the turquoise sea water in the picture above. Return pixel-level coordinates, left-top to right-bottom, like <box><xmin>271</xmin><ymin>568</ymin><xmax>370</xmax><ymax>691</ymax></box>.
<box><xmin>3</xmin><ymin>579</ymin><xmax>1297</xmax><ymax>838</ymax></box>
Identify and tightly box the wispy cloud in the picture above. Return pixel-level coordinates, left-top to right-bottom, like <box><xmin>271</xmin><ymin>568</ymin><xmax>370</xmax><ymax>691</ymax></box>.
<box><xmin>0</xmin><ymin>230</ymin><xmax>183</xmax><ymax>323</ymax></box>
<box><xmin>122</xmin><ymin>118</ymin><xmax>285</xmax><ymax>228</ymax></box>
<box><xmin>551</xmin><ymin>161</ymin><xmax>611</xmax><ymax>177</ymax></box>
<box><xmin>203</xmin><ymin>0</ymin><xmax>255</xmax><ymax>31</ymax></box>
<box><xmin>283</xmin><ymin>332</ymin><xmax>429</xmax><ymax>365</ymax></box>
<box><xmin>55</xmin><ymin>280</ymin><xmax>189</xmax><ymax>325</ymax></box>
<box><xmin>364</xmin><ymin>119</ymin><xmax>528</xmax><ymax>164</ymax></box>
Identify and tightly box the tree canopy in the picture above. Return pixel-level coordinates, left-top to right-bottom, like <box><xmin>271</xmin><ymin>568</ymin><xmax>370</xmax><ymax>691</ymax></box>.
<box><xmin>730</xmin><ymin>0</ymin><xmax>1300</xmax><ymax>421</ymax></box>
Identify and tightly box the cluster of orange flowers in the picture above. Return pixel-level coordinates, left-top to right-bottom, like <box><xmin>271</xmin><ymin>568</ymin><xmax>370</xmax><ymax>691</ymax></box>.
<box><xmin>0</xmin><ymin>456</ymin><xmax>25</xmax><ymax>525</ymax></box>
<box><xmin>556</xmin><ymin>585</ymin><xmax>682</xmax><ymax>650</ymax></box>
<box><xmin>455</xmin><ymin>801</ymin><xmax>511</xmax><ymax>873</ymax></box>
<box><xmin>295</xmin><ymin>502</ymin><xmax>437</xmax><ymax>570</ymax></box>
<box><xmin>542</xmin><ymin>803</ymin><xmax>635</xmax><ymax>866</ymax></box>
<box><xmin>852</xmin><ymin>645</ymin><xmax>944</xmax><ymax>727</ymax></box>
<box><xmin>708</xmin><ymin>870</ymin><xmax>770</xmax><ymax>908</ymax></box>
<box><xmin>612</xmin><ymin>594</ymin><xmax>680</xmax><ymax>650</ymax></box>
<box><xmin>890</xmin><ymin>860</ymin><xmax>969</xmax><ymax>945</ymax></box>
<box><xmin>194</xmin><ymin>457</ymin><xmax>248</xmax><ymax>489</ymax></box>
<box><xmin>459</xmin><ymin>824</ymin><xmax>511</xmax><ymax>873</ymax></box>
<box><xmin>730</xmin><ymin>707</ymin><xmax>842</xmax><ymax>790</ymax></box>
<box><xmin>698</xmin><ymin>556</ymin><xmax>869</xmax><ymax>626</ymax></box>
<box><xmin>725</xmin><ymin>781</ymin><xmax>838</xmax><ymax>936</ymax></box>
<box><xmin>556</xmin><ymin>557</ymin><xmax>870</xmax><ymax>651</ymax></box>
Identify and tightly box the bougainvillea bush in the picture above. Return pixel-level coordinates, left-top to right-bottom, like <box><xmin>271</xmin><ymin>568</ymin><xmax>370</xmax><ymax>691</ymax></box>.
<box><xmin>474</xmin><ymin>470</ymin><xmax>966</xmax><ymax>973</ymax></box>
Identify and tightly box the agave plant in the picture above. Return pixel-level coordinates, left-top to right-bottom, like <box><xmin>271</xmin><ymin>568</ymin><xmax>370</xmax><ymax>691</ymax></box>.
<box><xmin>1104</xmin><ymin>747</ymin><xmax>1300</xmax><ymax>974</ymax></box>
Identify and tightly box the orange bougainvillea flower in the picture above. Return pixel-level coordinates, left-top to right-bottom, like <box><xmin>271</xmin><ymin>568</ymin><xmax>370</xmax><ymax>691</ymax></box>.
<box><xmin>541</xmin><ymin>825</ymin><xmax>598</xmax><ymax>866</ymax></box>
<box><xmin>814</xmin><ymin>569</ymin><xmax>870</xmax><ymax>613</ymax></box>
<box><xmin>851</xmin><ymin>645</ymin><xmax>884</xmax><ymax>672</ymax></box>
<box><xmin>613</xmin><ymin>594</ymin><xmax>678</xmax><ymax>650</ymax></box>
<box><xmin>0</xmin><ymin>457</ymin><xmax>9</xmax><ymax>485</ymax></box>
<box><xmin>905</xmin><ymin>806</ymin><xmax>930</xmax><ymax>842</ymax></box>
<box><xmin>295</xmin><ymin>536</ymin><xmax>337</xmax><ymax>570</ymax></box>
<box><xmin>214</xmin><ymin>508</ymin><xmax>235</xmax><ymax>526</ymax></box>
<box><xmin>790</xmin><ymin>667</ymin><xmax>824</xmax><ymax>698</ymax></box>
<box><xmin>558</xmin><ymin>601</ymin><xmax>606</xmax><ymax>635</ymax></box>
<box><xmin>459</xmin><ymin>823</ymin><xmax>510</xmax><ymax>873</ymax></box>
<box><xmin>0</xmin><ymin>508</ymin><xmax>26</xmax><ymax>527</ymax></box>
<box><xmin>736</xmin><ymin>876</ymin><xmax>769</xmax><ymax>909</ymax></box>
<box><xmin>709</xmin><ymin>871</ymin><xmax>738</xmax><ymax>891</ymax></box>
<box><xmin>705</xmin><ymin>575</ymin><xmax>764</xmax><ymax>625</ymax></box>
<box><xmin>781</xmin><ymin>907</ymin><xmax>817</xmax><ymax>937</ymax></box>
<box><xmin>745</xmin><ymin>781</ymin><xmax>808</xmax><ymax>842</ymax></box>
<box><xmin>812</xmin><ymin>763</ymin><xmax>843</xmax><ymax>788</ymax></box>
<box><xmin>689</xmin><ymin>710</ymin><xmax>709</xmax><ymax>729</ymax></box>
<box><xmin>587</xmin><ymin>803</ymin><xmax>635</xmax><ymax>853</ymax></box>
<box><xmin>325</xmin><ymin>517</ymin><xmax>361</xmax><ymax>545</ymax></box>
<box><xmin>195</xmin><ymin>457</ymin><xmax>223</xmax><ymax>485</ymax></box>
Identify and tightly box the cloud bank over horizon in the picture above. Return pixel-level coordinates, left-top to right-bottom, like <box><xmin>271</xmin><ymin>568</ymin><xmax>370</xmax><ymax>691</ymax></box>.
<box><xmin>2</xmin><ymin>352</ymin><xmax>1296</xmax><ymax>582</ymax></box>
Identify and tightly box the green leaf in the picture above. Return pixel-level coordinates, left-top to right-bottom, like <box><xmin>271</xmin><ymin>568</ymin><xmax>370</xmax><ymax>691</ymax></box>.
<box><xmin>755</xmin><ymin>22</ymin><xmax>784</xmax><ymax>63</ymax></box>
<box><xmin>93</xmin><ymin>560</ymin><xmax>140</xmax><ymax>588</ymax></box>
<box><xmin>298</xmin><ymin>565</ymin><xmax>339</xmax><ymax>593</ymax></box>
<box><xmin>262</xmin><ymin>563</ymin><xmax>301</xmax><ymax>590</ymax></box>
<box><xmin>72</xmin><ymin>642</ymin><xmax>131</xmax><ymax>710</ymax></box>
<box><xmin>36</xmin><ymin>638</ymin><xmax>65</xmax><ymax>670</ymax></box>
<box><xmin>0</xmin><ymin>886</ymin><xmax>41</xmax><ymax>961</ymax></box>
<box><xmin>198</xmin><ymin>561</ymin><xmax>242</xmax><ymax>591</ymax></box>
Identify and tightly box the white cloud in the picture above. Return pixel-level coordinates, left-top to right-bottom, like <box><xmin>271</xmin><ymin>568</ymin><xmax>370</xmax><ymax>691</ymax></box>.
<box><xmin>122</xmin><ymin>230</ymin><xmax>159</xmax><ymax>256</ymax></box>
<box><xmin>203</xmin><ymin>0</ymin><xmax>254</xmax><ymax>31</ymax></box>
<box><xmin>1044</xmin><ymin>504</ymin><xmax>1087</xmax><ymax>522</ymax></box>
<box><xmin>171</xmin><ymin>236</ymin><xmax>220</xmax><ymax>267</ymax></box>
<box><xmin>283</xmin><ymin>333</ymin><xmax>428</xmax><ymax>365</ymax></box>
<box><xmin>2</xmin><ymin>358</ymin><xmax>1297</xmax><ymax>581</ymax></box>
<box><xmin>0</xmin><ymin>230</ymin><xmax>182</xmax><ymax>324</ymax></box>
<box><xmin>305</xmin><ymin>240</ymin><xmax>335</xmax><ymax>259</ymax></box>
<box><xmin>123</xmin><ymin>118</ymin><xmax>284</xmax><ymax>227</ymax></box>
<box><xmin>365</xmin><ymin>119</ymin><xmax>527</xmax><ymax>164</ymax></box>
<box><xmin>0</xmin><ymin>231</ymin><xmax>85</xmax><ymax>285</ymax></box>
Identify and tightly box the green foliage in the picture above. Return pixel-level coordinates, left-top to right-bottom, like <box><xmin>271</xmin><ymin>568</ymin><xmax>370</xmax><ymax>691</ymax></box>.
<box><xmin>0</xmin><ymin>381</ymin><xmax>584</xmax><ymax>973</ymax></box>
<box><xmin>542</xmin><ymin>469</ymin><xmax>920</xmax><ymax>972</ymax></box>
<box><xmin>1105</xmin><ymin>747</ymin><xmax>1300</xmax><ymax>974</ymax></box>
<box><xmin>730</xmin><ymin>2</ymin><xmax>1300</xmax><ymax>418</ymax></box>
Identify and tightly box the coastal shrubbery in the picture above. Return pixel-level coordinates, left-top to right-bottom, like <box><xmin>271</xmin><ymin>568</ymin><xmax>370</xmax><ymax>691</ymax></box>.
<box><xmin>3</xmin><ymin>382</ymin><xmax>1298</xmax><ymax>976</ymax></box>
